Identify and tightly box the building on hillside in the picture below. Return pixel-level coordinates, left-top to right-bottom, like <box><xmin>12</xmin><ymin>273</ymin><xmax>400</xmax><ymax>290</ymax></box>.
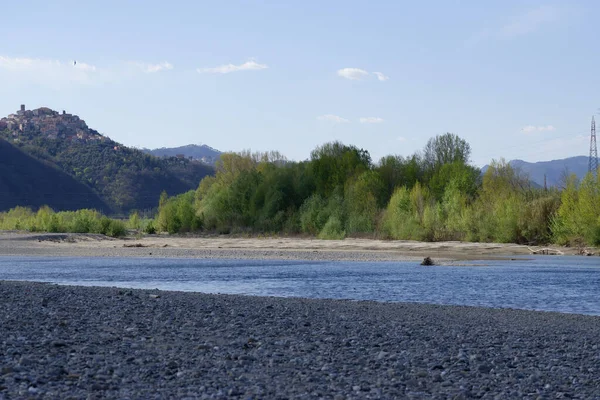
<box><xmin>1</xmin><ymin>104</ymin><xmax>106</xmax><ymax>143</ymax></box>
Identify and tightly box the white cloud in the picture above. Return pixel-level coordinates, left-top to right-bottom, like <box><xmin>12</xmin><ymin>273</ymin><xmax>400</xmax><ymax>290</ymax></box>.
<box><xmin>0</xmin><ymin>56</ymin><xmax>60</xmax><ymax>71</ymax></box>
<box><xmin>521</xmin><ymin>125</ymin><xmax>555</xmax><ymax>133</ymax></box>
<box><xmin>130</xmin><ymin>61</ymin><xmax>173</xmax><ymax>73</ymax></box>
<box><xmin>337</xmin><ymin>68</ymin><xmax>369</xmax><ymax>80</ymax></box>
<box><xmin>197</xmin><ymin>60</ymin><xmax>268</xmax><ymax>74</ymax></box>
<box><xmin>397</xmin><ymin>136</ymin><xmax>407</xmax><ymax>142</ymax></box>
<box><xmin>317</xmin><ymin>114</ymin><xmax>350</xmax><ymax>123</ymax></box>
<box><xmin>360</xmin><ymin>117</ymin><xmax>384</xmax><ymax>124</ymax></box>
<box><xmin>337</xmin><ymin>68</ymin><xmax>388</xmax><ymax>82</ymax></box>
<box><xmin>0</xmin><ymin>56</ymin><xmax>98</xmax><ymax>73</ymax></box>
<box><xmin>0</xmin><ymin>55</ymin><xmax>179</xmax><ymax>89</ymax></box>
<box><xmin>73</xmin><ymin>61</ymin><xmax>97</xmax><ymax>72</ymax></box>
<box><xmin>501</xmin><ymin>6</ymin><xmax>560</xmax><ymax>38</ymax></box>
<box><xmin>373</xmin><ymin>72</ymin><xmax>389</xmax><ymax>81</ymax></box>
<box><xmin>0</xmin><ymin>56</ymin><xmax>99</xmax><ymax>85</ymax></box>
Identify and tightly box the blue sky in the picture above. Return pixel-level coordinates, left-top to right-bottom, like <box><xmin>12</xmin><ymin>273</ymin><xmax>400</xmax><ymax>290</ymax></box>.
<box><xmin>0</xmin><ymin>0</ymin><xmax>598</xmax><ymax>166</ymax></box>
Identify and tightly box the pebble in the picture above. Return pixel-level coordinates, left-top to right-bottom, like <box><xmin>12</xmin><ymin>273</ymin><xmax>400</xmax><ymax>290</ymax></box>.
<box><xmin>0</xmin><ymin>280</ymin><xmax>599</xmax><ymax>399</ymax></box>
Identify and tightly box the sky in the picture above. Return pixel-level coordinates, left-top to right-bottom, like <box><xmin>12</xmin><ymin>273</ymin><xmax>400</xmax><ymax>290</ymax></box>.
<box><xmin>0</xmin><ymin>0</ymin><xmax>599</xmax><ymax>167</ymax></box>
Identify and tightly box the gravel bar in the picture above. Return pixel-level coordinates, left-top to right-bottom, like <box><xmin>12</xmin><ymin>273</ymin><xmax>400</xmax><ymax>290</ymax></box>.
<box><xmin>2</xmin><ymin>232</ymin><xmax>581</xmax><ymax>261</ymax></box>
<box><xmin>1</xmin><ymin>281</ymin><xmax>599</xmax><ymax>399</ymax></box>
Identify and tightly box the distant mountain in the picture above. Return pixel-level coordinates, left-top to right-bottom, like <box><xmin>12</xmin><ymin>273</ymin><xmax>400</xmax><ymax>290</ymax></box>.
<box><xmin>483</xmin><ymin>156</ymin><xmax>590</xmax><ymax>188</ymax></box>
<box><xmin>143</xmin><ymin>144</ymin><xmax>222</xmax><ymax>166</ymax></box>
<box><xmin>0</xmin><ymin>105</ymin><xmax>214</xmax><ymax>213</ymax></box>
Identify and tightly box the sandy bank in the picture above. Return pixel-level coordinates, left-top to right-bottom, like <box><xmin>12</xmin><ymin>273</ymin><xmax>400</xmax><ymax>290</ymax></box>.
<box><xmin>0</xmin><ymin>232</ymin><xmax>589</xmax><ymax>262</ymax></box>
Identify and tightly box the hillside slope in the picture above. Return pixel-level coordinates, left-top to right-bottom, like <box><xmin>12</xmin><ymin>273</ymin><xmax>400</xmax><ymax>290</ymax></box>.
<box><xmin>0</xmin><ymin>106</ymin><xmax>213</xmax><ymax>212</ymax></box>
<box><xmin>510</xmin><ymin>156</ymin><xmax>589</xmax><ymax>188</ymax></box>
<box><xmin>0</xmin><ymin>139</ymin><xmax>110</xmax><ymax>212</ymax></box>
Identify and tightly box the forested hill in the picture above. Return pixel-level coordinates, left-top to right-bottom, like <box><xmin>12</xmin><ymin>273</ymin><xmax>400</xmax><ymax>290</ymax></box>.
<box><xmin>0</xmin><ymin>106</ymin><xmax>214</xmax><ymax>213</ymax></box>
<box><xmin>143</xmin><ymin>144</ymin><xmax>222</xmax><ymax>166</ymax></box>
<box><xmin>0</xmin><ymin>138</ymin><xmax>110</xmax><ymax>212</ymax></box>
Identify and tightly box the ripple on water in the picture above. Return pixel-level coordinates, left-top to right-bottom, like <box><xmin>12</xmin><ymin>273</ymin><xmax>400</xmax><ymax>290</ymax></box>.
<box><xmin>0</xmin><ymin>255</ymin><xmax>599</xmax><ymax>315</ymax></box>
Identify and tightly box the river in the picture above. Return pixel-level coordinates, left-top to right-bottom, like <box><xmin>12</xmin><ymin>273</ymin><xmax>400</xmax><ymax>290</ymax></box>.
<box><xmin>1</xmin><ymin>255</ymin><xmax>599</xmax><ymax>315</ymax></box>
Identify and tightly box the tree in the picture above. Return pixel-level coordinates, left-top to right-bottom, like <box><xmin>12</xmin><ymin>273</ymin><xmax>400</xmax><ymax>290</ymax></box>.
<box><xmin>552</xmin><ymin>172</ymin><xmax>600</xmax><ymax>246</ymax></box>
<box><xmin>482</xmin><ymin>159</ymin><xmax>531</xmax><ymax>195</ymax></box>
<box><xmin>428</xmin><ymin>161</ymin><xmax>480</xmax><ymax>201</ymax></box>
<box><xmin>309</xmin><ymin>141</ymin><xmax>371</xmax><ymax>197</ymax></box>
<box><xmin>344</xmin><ymin>171</ymin><xmax>385</xmax><ymax>233</ymax></box>
<box><xmin>214</xmin><ymin>152</ymin><xmax>256</xmax><ymax>185</ymax></box>
<box><xmin>423</xmin><ymin>133</ymin><xmax>471</xmax><ymax>171</ymax></box>
<box><xmin>375</xmin><ymin>155</ymin><xmax>424</xmax><ymax>201</ymax></box>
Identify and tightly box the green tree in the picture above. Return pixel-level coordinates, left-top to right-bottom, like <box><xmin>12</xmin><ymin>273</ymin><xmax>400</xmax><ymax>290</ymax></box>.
<box><xmin>382</xmin><ymin>186</ymin><xmax>424</xmax><ymax>240</ymax></box>
<box><xmin>344</xmin><ymin>171</ymin><xmax>385</xmax><ymax>234</ymax></box>
<box><xmin>428</xmin><ymin>161</ymin><xmax>480</xmax><ymax>201</ymax></box>
<box><xmin>309</xmin><ymin>141</ymin><xmax>371</xmax><ymax>197</ymax></box>
<box><xmin>552</xmin><ymin>173</ymin><xmax>600</xmax><ymax>246</ymax></box>
<box><xmin>375</xmin><ymin>155</ymin><xmax>424</xmax><ymax>201</ymax></box>
<box><xmin>423</xmin><ymin>133</ymin><xmax>471</xmax><ymax>171</ymax></box>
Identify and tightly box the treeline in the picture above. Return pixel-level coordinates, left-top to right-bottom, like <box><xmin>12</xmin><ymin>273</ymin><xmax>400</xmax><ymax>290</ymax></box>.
<box><xmin>155</xmin><ymin>134</ymin><xmax>600</xmax><ymax>247</ymax></box>
<box><xmin>4</xmin><ymin>133</ymin><xmax>598</xmax><ymax>247</ymax></box>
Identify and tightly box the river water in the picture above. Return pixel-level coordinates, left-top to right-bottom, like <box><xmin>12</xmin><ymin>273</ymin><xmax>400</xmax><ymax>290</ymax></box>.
<box><xmin>0</xmin><ymin>255</ymin><xmax>599</xmax><ymax>315</ymax></box>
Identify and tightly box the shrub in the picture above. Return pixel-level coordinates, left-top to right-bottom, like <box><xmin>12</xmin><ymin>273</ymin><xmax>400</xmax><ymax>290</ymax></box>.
<box><xmin>71</xmin><ymin>209</ymin><xmax>101</xmax><ymax>233</ymax></box>
<box><xmin>318</xmin><ymin>215</ymin><xmax>346</xmax><ymax>240</ymax></box>
<box><xmin>144</xmin><ymin>220</ymin><xmax>157</xmax><ymax>234</ymax></box>
<box><xmin>128</xmin><ymin>212</ymin><xmax>141</xmax><ymax>230</ymax></box>
<box><xmin>0</xmin><ymin>206</ymin><xmax>129</xmax><ymax>237</ymax></box>
<box><xmin>98</xmin><ymin>216</ymin><xmax>112</xmax><ymax>235</ymax></box>
<box><xmin>106</xmin><ymin>219</ymin><xmax>126</xmax><ymax>237</ymax></box>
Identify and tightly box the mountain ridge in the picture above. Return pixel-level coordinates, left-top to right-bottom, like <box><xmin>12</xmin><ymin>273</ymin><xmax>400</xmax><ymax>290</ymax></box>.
<box><xmin>142</xmin><ymin>144</ymin><xmax>221</xmax><ymax>166</ymax></box>
<box><xmin>0</xmin><ymin>105</ymin><xmax>214</xmax><ymax>213</ymax></box>
<box><xmin>483</xmin><ymin>156</ymin><xmax>590</xmax><ymax>188</ymax></box>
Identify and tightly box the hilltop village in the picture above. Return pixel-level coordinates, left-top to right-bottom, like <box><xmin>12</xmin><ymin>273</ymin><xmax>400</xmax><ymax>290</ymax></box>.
<box><xmin>0</xmin><ymin>105</ymin><xmax>106</xmax><ymax>144</ymax></box>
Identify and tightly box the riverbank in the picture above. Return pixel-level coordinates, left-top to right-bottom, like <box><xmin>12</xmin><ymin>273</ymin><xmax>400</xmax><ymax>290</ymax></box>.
<box><xmin>1</xmin><ymin>281</ymin><xmax>599</xmax><ymax>399</ymax></box>
<box><xmin>0</xmin><ymin>232</ymin><xmax>588</xmax><ymax>261</ymax></box>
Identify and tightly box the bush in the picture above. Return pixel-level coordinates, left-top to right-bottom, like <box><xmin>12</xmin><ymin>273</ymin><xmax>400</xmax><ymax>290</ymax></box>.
<box><xmin>71</xmin><ymin>209</ymin><xmax>101</xmax><ymax>233</ymax></box>
<box><xmin>128</xmin><ymin>212</ymin><xmax>141</xmax><ymax>230</ymax></box>
<box><xmin>318</xmin><ymin>215</ymin><xmax>346</xmax><ymax>240</ymax></box>
<box><xmin>144</xmin><ymin>220</ymin><xmax>157</xmax><ymax>234</ymax></box>
<box><xmin>156</xmin><ymin>191</ymin><xmax>201</xmax><ymax>234</ymax></box>
<box><xmin>98</xmin><ymin>216</ymin><xmax>112</xmax><ymax>235</ymax></box>
<box><xmin>0</xmin><ymin>206</ymin><xmax>128</xmax><ymax>237</ymax></box>
<box><xmin>106</xmin><ymin>219</ymin><xmax>126</xmax><ymax>237</ymax></box>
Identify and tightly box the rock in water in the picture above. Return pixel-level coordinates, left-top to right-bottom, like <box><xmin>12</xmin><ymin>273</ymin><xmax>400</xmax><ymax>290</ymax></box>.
<box><xmin>421</xmin><ymin>257</ymin><xmax>434</xmax><ymax>266</ymax></box>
